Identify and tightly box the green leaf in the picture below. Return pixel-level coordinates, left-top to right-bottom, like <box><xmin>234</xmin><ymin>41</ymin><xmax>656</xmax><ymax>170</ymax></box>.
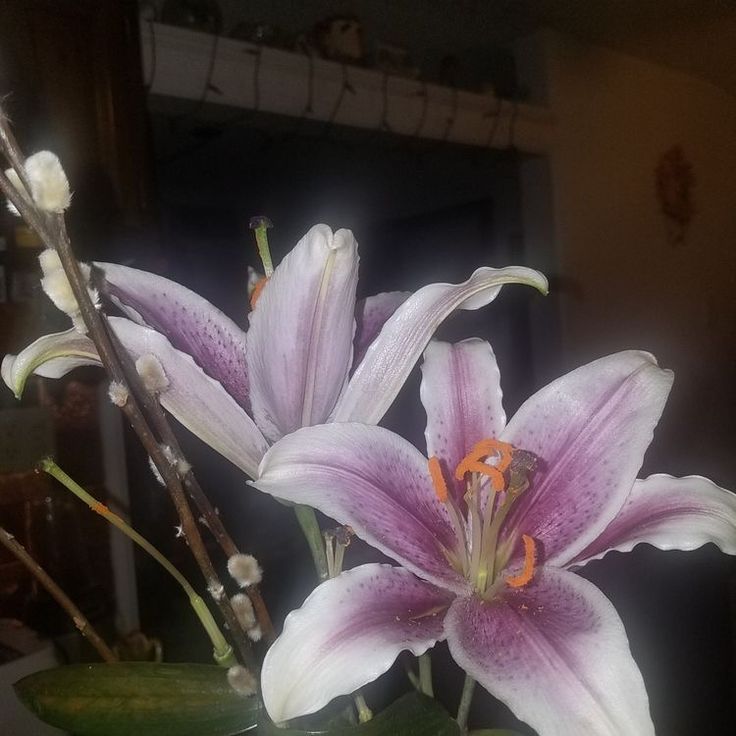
<box><xmin>14</xmin><ymin>662</ymin><xmax>258</xmax><ymax>736</ymax></box>
<box><xmin>259</xmin><ymin>692</ymin><xmax>460</xmax><ymax>735</ymax></box>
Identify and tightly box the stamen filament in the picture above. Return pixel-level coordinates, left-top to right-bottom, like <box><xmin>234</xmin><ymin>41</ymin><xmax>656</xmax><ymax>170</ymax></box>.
<box><xmin>427</xmin><ymin>457</ymin><xmax>469</xmax><ymax>575</ymax></box>
<box><xmin>466</xmin><ymin>474</ymin><xmax>485</xmax><ymax>584</ymax></box>
<box><xmin>505</xmin><ymin>534</ymin><xmax>537</xmax><ymax>588</ymax></box>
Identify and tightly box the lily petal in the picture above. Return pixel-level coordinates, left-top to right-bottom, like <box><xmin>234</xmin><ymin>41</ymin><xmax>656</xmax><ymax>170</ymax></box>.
<box><xmin>332</xmin><ymin>265</ymin><xmax>547</xmax><ymax>424</ymax></box>
<box><xmin>246</xmin><ymin>225</ymin><xmax>359</xmax><ymax>441</ymax></box>
<box><xmin>252</xmin><ymin>423</ymin><xmax>468</xmax><ymax>594</ymax></box>
<box><xmin>3</xmin><ymin>321</ymin><xmax>268</xmax><ymax>478</ymax></box>
<box><xmin>2</xmin><ymin>330</ymin><xmax>99</xmax><ymax>398</ymax></box>
<box><xmin>445</xmin><ymin>567</ymin><xmax>654</xmax><ymax>736</ymax></box>
<box><xmin>570</xmin><ymin>474</ymin><xmax>736</xmax><ymax>566</ymax></box>
<box><xmin>261</xmin><ymin>564</ymin><xmax>451</xmax><ymax>723</ymax></box>
<box><xmin>352</xmin><ymin>291</ymin><xmax>410</xmax><ymax>368</ymax></box>
<box><xmin>501</xmin><ymin>351</ymin><xmax>674</xmax><ymax>567</ymax></box>
<box><xmin>421</xmin><ymin>339</ymin><xmax>506</xmax><ymax>506</ymax></box>
<box><xmin>96</xmin><ymin>262</ymin><xmax>250</xmax><ymax>409</ymax></box>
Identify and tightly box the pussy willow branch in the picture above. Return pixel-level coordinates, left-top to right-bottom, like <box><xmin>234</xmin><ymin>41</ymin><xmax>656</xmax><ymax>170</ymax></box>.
<box><xmin>143</xmin><ymin>396</ymin><xmax>275</xmax><ymax>644</ymax></box>
<box><xmin>0</xmin><ymin>109</ymin><xmax>256</xmax><ymax>671</ymax></box>
<box><xmin>57</xmin><ymin>211</ymin><xmax>256</xmax><ymax>671</ymax></box>
<box><xmin>105</xmin><ymin>324</ymin><xmax>275</xmax><ymax>644</ymax></box>
<box><xmin>0</xmin><ymin>525</ymin><xmax>117</xmax><ymax>663</ymax></box>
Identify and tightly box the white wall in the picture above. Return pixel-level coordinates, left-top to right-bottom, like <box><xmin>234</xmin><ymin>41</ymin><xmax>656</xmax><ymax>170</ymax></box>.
<box><xmin>519</xmin><ymin>31</ymin><xmax>736</xmax><ymax>483</ymax></box>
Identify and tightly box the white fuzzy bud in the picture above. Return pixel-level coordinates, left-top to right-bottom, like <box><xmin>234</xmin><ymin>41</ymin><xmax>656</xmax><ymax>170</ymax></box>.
<box><xmin>246</xmin><ymin>625</ymin><xmax>262</xmax><ymax>643</ymax></box>
<box><xmin>148</xmin><ymin>456</ymin><xmax>165</xmax><ymax>486</ymax></box>
<box><xmin>230</xmin><ymin>593</ymin><xmax>256</xmax><ymax>630</ymax></box>
<box><xmin>135</xmin><ymin>353</ymin><xmax>169</xmax><ymax>393</ymax></box>
<box><xmin>24</xmin><ymin>151</ymin><xmax>71</xmax><ymax>213</ymax></box>
<box><xmin>161</xmin><ymin>444</ymin><xmax>191</xmax><ymax>476</ymax></box>
<box><xmin>38</xmin><ymin>248</ymin><xmax>98</xmax><ymax>331</ymax></box>
<box><xmin>207</xmin><ymin>582</ymin><xmax>226</xmax><ymax>602</ymax></box>
<box><xmin>41</xmin><ymin>267</ymin><xmax>79</xmax><ymax>314</ymax></box>
<box><xmin>227</xmin><ymin>553</ymin><xmax>262</xmax><ymax>588</ymax></box>
<box><xmin>226</xmin><ymin>665</ymin><xmax>257</xmax><ymax>696</ymax></box>
<box><xmin>4</xmin><ymin>168</ymin><xmax>30</xmax><ymax>216</ymax></box>
<box><xmin>108</xmin><ymin>381</ymin><xmax>129</xmax><ymax>407</ymax></box>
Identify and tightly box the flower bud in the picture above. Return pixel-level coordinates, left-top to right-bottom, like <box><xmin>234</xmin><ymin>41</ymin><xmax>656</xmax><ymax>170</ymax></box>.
<box><xmin>230</xmin><ymin>593</ymin><xmax>256</xmax><ymax>629</ymax></box>
<box><xmin>135</xmin><ymin>354</ymin><xmax>169</xmax><ymax>393</ymax></box>
<box><xmin>227</xmin><ymin>553</ymin><xmax>262</xmax><ymax>587</ymax></box>
<box><xmin>108</xmin><ymin>381</ymin><xmax>129</xmax><ymax>407</ymax></box>
<box><xmin>227</xmin><ymin>665</ymin><xmax>257</xmax><ymax>696</ymax></box>
<box><xmin>25</xmin><ymin>150</ymin><xmax>71</xmax><ymax>213</ymax></box>
<box><xmin>4</xmin><ymin>167</ymin><xmax>30</xmax><ymax>215</ymax></box>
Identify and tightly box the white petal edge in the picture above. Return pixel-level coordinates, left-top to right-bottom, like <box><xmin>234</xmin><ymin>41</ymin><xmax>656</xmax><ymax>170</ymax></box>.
<box><xmin>2</xmin><ymin>329</ymin><xmax>100</xmax><ymax>398</ymax></box>
<box><xmin>2</xmin><ymin>321</ymin><xmax>268</xmax><ymax>478</ymax></box>
<box><xmin>570</xmin><ymin>473</ymin><xmax>736</xmax><ymax>567</ymax></box>
<box><xmin>332</xmin><ymin>265</ymin><xmax>547</xmax><ymax>425</ymax></box>
<box><xmin>246</xmin><ymin>224</ymin><xmax>359</xmax><ymax>441</ymax></box>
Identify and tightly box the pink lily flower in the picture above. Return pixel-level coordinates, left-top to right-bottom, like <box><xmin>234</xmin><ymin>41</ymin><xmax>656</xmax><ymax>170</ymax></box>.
<box><xmin>252</xmin><ymin>339</ymin><xmax>736</xmax><ymax>734</ymax></box>
<box><xmin>1</xmin><ymin>226</ymin><xmax>547</xmax><ymax>477</ymax></box>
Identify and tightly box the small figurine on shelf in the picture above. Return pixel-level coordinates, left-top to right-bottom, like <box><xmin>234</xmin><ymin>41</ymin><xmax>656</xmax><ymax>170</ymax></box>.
<box><xmin>313</xmin><ymin>15</ymin><xmax>365</xmax><ymax>64</ymax></box>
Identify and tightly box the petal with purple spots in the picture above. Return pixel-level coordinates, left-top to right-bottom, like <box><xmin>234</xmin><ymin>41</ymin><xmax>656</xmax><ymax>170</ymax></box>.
<box><xmin>445</xmin><ymin>567</ymin><xmax>654</xmax><ymax>736</ymax></box>
<box><xmin>253</xmin><ymin>423</ymin><xmax>468</xmax><ymax>594</ymax></box>
<box><xmin>421</xmin><ymin>339</ymin><xmax>506</xmax><ymax>506</ymax></box>
<box><xmin>97</xmin><ymin>262</ymin><xmax>250</xmax><ymax>409</ymax></box>
<box><xmin>500</xmin><ymin>351</ymin><xmax>673</xmax><ymax>567</ymax></box>
<box><xmin>262</xmin><ymin>564</ymin><xmax>451</xmax><ymax>722</ymax></box>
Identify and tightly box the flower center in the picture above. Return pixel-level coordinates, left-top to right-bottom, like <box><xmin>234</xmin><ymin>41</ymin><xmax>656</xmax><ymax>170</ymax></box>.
<box><xmin>428</xmin><ymin>440</ymin><xmax>540</xmax><ymax>597</ymax></box>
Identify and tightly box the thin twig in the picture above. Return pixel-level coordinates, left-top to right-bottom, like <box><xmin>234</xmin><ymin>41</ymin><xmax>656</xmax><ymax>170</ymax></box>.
<box><xmin>0</xmin><ymin>525</ymin><xmax>117</xmax><ymax>663</ymax></box>
<box><xmin>130</xmin><ymin>381</ymin><xmax>275</xmax><ymax>644</ymax></box>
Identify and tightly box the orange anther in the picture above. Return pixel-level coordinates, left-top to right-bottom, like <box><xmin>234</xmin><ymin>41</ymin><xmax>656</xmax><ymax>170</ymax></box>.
<box><xmin>469</xmin><ymin>439</ymin><xmax>514</xmax><ymax>473</ymax></box>
<box><xmin>454</xmin><ymin>458</ymin><xmax>506</xmax><ymax>491</ymax></box>
<box><xmin>250</xmin><ymin>277</ymin><xmax>268</xmax><ymax>308</ymax></box>
<box><xmin>428</xmin><ymin>456</ymin><xmax>448</xmax><ymax>503</ymax></box>
<box><xmin>454</xmin><ymin>438</ymin><xmax>515</xmax><ymax>490</ymax></box>
<box><xmin>506</xmin><ymin>534</ymin><xmax>537</xmax><ymax>589</ymax></box>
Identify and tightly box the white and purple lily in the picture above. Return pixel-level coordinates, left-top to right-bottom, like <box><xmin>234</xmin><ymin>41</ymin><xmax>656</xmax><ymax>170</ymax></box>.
<box><xmin>252</xmin><ymin>340</ymin><xmax>736</xmax><ymax>734</ymax></box>
<box><xmin>1</xmin><ymin>226</ymin><xmax>547</xmax><ymax>478</ymax></box>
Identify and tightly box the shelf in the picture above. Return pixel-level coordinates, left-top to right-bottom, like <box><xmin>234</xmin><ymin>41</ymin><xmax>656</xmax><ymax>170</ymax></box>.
<box><xmin>141</xmin><ymin>22</ymin><xmax>554</xmax><ymax>154</ymax></box>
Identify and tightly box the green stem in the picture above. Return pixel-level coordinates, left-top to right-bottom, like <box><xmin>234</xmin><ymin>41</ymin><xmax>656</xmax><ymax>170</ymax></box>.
<box><xmin>294</xmin><ymin>505</ymin><xmax>330</xmax><ymax>581</ymax></box>
<box><xmin>456</xmin><ymin>674</ymin><xmax>476</xmax><ymax>733</ymax></box>
<box><xmin>418</xmin><ymin>652</ymin><xmax>434</xmax><ymax>697</ymax></box>
<box><xmin>41</xmin><ymin>459</ymin><xmax>235</xmax><ymax>667</ymax></box>
<box><xmin>250</xmin><ymin>216</ymin><xmax>274</xmax><ymax>276</ymax></box>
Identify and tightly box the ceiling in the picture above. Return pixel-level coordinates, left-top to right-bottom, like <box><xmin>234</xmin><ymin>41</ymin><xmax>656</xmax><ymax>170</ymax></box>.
<box><xmin>522</xmin><ymin>0</ymin><xmax>736</xmax><ymax>97</ymax></box>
